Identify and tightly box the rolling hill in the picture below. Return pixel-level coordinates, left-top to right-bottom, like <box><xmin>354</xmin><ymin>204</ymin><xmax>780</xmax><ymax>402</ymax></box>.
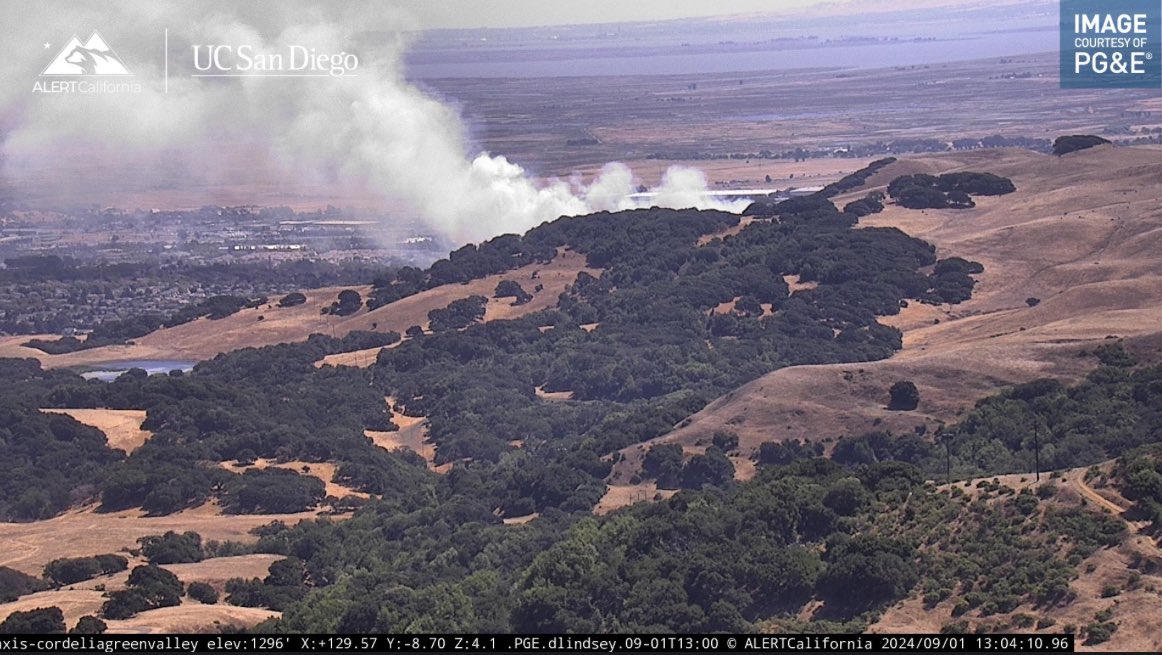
<box><xmin>0</xmin><ymin>145</ymin><xmax>1158</xmax><ymax>638</ymax></box>
<box><xmin>0</xmin><ymin>248</ymin><xmax>596</xmax><ymax>367</ymax></box>
<box><xmin>608</xmin><ymin>145</ymin><xmax>1162</xmax><ymax>488</ymax></box>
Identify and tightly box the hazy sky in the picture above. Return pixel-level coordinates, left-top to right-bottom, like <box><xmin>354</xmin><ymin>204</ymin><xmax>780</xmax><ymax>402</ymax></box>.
<box><xmin>403</xmin><ymin>0</ymin><xmax>848</xmax><ymax>29</ymax></box>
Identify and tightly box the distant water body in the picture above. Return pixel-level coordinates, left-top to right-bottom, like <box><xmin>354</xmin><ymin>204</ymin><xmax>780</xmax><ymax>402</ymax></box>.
<box><xmin>81</xmin><ymin>360</ymin><xmax>197</xmax><ymax>382</ymax></box>
<box><xmin>407</xmin><ymin>30</ymin><xmax>1056</xmax><ymax>78</ymax></box>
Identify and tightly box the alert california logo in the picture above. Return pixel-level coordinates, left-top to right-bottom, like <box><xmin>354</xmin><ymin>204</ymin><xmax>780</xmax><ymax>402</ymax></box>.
<box><xmin>33</xmin><ymin>31</ymin><xmax>143</xmax><ymax>94</ymax></box>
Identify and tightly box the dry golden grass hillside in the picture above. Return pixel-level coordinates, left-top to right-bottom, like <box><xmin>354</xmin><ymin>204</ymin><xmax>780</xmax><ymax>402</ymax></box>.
<box><xmin>871</xmin><ymin>462</ymin><xmax>1162</xmax><ymax>652</ymax></box>
<box><xmin>0</xmin><ymin>505</ymin><xmax>322</xmax><ymax>578</ymax></box>
<box><xmin>0</xmin><ymin>552</ymin><xmax>286</xmax><ymax>632</ymax></box>
<box><xmin>39</xmin><ymin>408</ymin><xmax>151</xmax><ymax>453</ymax></box>
<box><xmin>608</xmin><ymin>145</ymin><xmax>1161</xmax><ymax>485</ymax></box>
<box><xmin>0</xmin><ymin>248</ymin><xmax>596</xmax><ymax>368</ymax></box>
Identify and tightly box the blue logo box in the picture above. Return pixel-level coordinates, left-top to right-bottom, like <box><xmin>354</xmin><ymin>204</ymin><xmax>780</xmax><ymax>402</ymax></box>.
<box><xmin>1060</xmin><ymin>0</ymin><xmax>1161</xmax><ymax>88</ymax></box>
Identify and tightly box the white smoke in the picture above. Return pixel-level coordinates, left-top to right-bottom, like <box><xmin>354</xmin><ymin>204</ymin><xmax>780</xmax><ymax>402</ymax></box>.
<box><xmin>0</xmin><ymin>1</ymin><xmax>747</xmax><ymax>243</ymax></box>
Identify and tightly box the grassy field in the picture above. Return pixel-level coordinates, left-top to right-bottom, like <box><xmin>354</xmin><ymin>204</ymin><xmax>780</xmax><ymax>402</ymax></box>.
<box><xmin>0</xmin><ymin>505</ymin><xmax>325</xmax><ymax>578</ymax></box>
<box><xmin>39</xmin><ymin>409</ymin><xmax>151</xmax><ymax>453</ymax></box>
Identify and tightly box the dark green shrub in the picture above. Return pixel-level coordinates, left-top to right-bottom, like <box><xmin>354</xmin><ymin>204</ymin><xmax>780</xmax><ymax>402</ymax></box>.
<box><xmin>0</xmin><ymin>607</ymin><xmax>65</xmax><ymax>634</ymax></box>
<box><xmin>69</xmin><ymin>616</ymin><xmax>107</xmax><ymax>634</ymax></box>
<box><xmin>187</xmin><ymin>581</ymin><xmax>219</xmax><ymax>604</ymax></box>
<box><xmin>889</xmin><ymin>381</ymin><xmax>920</xmax><ymax>410</ymax></box>
<box><xmin>1053</xmin><ymin>135</ymin><xmax>1110</xmax><ymax>156</ymax></box>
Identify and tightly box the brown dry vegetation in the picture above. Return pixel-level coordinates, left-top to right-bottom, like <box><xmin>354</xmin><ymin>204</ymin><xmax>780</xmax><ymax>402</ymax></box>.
<box><xmin>103</xmin><ymin>604</ymin><xmax>278</xmax><ymax>634</ymax></box>
<box><xmin>362</xmin><ymin>396</ymin><xmax>440</xmax><ymax>471</ymax></box>
<box><xmin>0</xmin><ymin>506</ymin><xmax>322</xmax><ymax>578</ymax></box>
<box><xmin>94</xmin><ymin>555</ymin><xmax>283</xmax><ymax>594</ymax></box>
<box><xmin>593</xmin><ymin>481</ymin><xmax>679</xmax><ymax>515</ymax></box>
<box><xmin>39</xmin><ymin>408</ymin><xmax>151</xmax><ymax>453</ymax></box>
<box><xmin>608</xmin><ymin>146</ymin><xmax>1162</xmax><ymax>487</ymax></box>
<box><xmin>218</xmin><ymin>459</ymin><xmax>368</xmax><ymax>500</ymax></box>
<box><xmin>2</xmin><ymin>249</ymin><xmax>597</xmax><ymax>370</ymax></box>
<box><xmin>501</xmin><ymin>513</ymin><xmax>540</xmax><ymax>526</ymax></box>
<box><xmin>534</xmin><ymin>385</ymin><xmax>574</xmax><ymax>401</ymax></box>
<box><xmin>0</xmin><ymin>554</ymin><xmax>285</xmax><ymax>633</ymax></box>
<box><xmin>0</xmin><ymin>590</ymin><xmax>106</xmax><ymax>631</ymax></box>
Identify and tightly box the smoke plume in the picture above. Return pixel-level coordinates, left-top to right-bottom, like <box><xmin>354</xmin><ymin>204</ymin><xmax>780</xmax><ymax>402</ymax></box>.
<box><xmin>0</xmin><ymin>1</ymin><xmax>746</xmax><ymax>243</ymax></box>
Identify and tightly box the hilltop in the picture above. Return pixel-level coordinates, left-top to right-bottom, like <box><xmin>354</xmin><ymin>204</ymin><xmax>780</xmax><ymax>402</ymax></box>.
<box><xmin>608</xmin><ymin>145</ymin><xmax>1162</xmax><ymax>488</ymax></box>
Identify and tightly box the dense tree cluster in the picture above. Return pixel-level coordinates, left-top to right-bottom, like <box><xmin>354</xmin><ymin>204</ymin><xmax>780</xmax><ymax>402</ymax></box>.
<box><xmin>427</xmin><ymin>296</ymin><xmax>488</xmax><ymax>332</ymax></box>
<box><xmin>366</xmin><ymin>234</ymin><xmax>555</xmax><ymax>310</ymax></box>
<box><xmin>166</xmin><ymin>294</ymin><xmax>264</xmax><ymax>326</ymax></box>
<box><xmin>640</xmin><ymin>443</ymin><xmax>736</xmax><ymax>490</ymax></box>
<box><xmin>101</xmin><ymin>565</ymin><xmax>184</xmax><ymax>620</ymax></box>
<box><xmin>226</xmin><ymin>557</ymin><xmax>311</xmax><ymax>612</ymax></box>
<box><xmin>756</xmin><ymin>439</ymin><xmax>824</xmax><ymax>466</ymax></box>
<box><xmin>815</xmin><ymin>157</ymin><xmax>897</xmax><ymax>198</ymax></box>
<box><xmin>70</xmin><ymin>616</ymin><xmax>106</xmax><ymax>634</ymax></box>
<box><xmin>365</xmin><ymin>199</ymin><xmax>982</xmax><ymax>513</ymax></box>
<box><xmin>842</xmin><ymin>192</ymin><xmax>885</xmax><ymax>217</ymax></box>
<box><xmin>833</xmin><ymin>354</ymin><xmax>1162</xmax><ymax>480</ymax></box>
<box><xmin>0</xmin><ymin>607</ymin><xmax>65</xmax><ymax>634</ymax></box>
<box><xmin>325</xmin><ymin>290</ymin><xmax>363</xmax><ymax>317</ymax></box>
<box><xmin>888</xmin><ymin>381</ymin><xmax>920</xmax><ymax>411</ymax></box>
<box><xmin>0</xmin><ymin>567</ymin><xmax>48</xmax><ymax>602</ymax></box>
<box><xmin>223</xmin><ymin>469</ymin><xmax>327</xmax><ymax>514</ymax></box>
<box><xmin>7</xmin><ymin>333</ymin><xmax>429</xmax><ymax>517</ymax></box>
<box><xmin>187</xmin><ymin>581</ymin><xmax>219</xmax><ymax>604</ymax></box>
<box><xmin>1114</xmin><ymin>445</ymin><xmax>1162</xmax><ymax>531</ymax></box>
<box><xmin>1052</xmin><ymin>135</ymin><xmax>1111</xmax><ymax>156</ymax></box>
<box><xmin>138</xmin><ymin>531</ymin><xmax>205</xmax><ymax>565</ymax></box>
<box><xmin>43</xmin><ymin>554</ymin><xmax>128</xmax><ymax>586</ymax></box>
<box><xmin>887</xmin><ymin>172</ymin><xmax>1015</xmax><ymax>210</ymax></box>
<box><xmin>495</xmin><ymin>280</ymin><xmax>533</xmax><ymax>305</ymax></box>
<box><xmin>0</xmin><ymin>359</ymin><xmax>125</xmax><ymax>520</ymax></box>
<box><xmin>254</xmin><ymin>443</ymin><xmax>1128</xmax><ymax>634</ymax></box>
<box><xmin>278</xmin><ymin>292</ymin><xmax>308</xmax><ymax>308</ymax></box>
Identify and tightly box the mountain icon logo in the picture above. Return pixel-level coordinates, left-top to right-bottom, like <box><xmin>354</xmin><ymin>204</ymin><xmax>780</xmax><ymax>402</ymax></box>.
<box><xmin>42</xmin><ymin>32</ymin><xmax>131</xmax><ymax>76</ymax></box>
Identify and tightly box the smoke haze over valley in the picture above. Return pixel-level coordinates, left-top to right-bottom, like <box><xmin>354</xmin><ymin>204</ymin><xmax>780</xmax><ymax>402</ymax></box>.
<box><xmin>0</xmin><ymin>1</ymin><xmax>757</xmax><ymax>243</ymax></box>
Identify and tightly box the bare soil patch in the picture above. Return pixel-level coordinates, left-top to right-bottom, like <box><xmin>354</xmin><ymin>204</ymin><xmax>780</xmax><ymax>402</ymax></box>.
<box><xmin>502</xmin><ymin>513</ymin><xmax>540</xmax><ymax>526</ymax></box>
<box><xmin>364</xmin><ymin>396</ymin><xmax>439</xmax><ymax>470</ymax></box>
<box><xmin>535</xmin><ymin>385</ymin><xmax>574</xmax><ymax>401</ymax></box>
<box><xmin>594</xmin><ymin>482</ymin><xmax>679</xmax><ymax>516</ymax></box>
<box><xmin>783</xmin><ymin>274</ymin><xmax>819</xmax><ymax>294</ymax></box>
